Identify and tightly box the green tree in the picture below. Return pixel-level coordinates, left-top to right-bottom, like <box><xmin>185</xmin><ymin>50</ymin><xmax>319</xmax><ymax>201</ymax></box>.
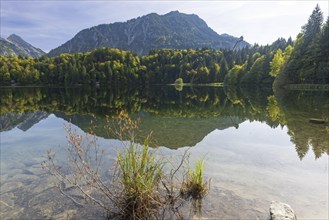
<box><xmin>243</xmin><ymin>55</ymin><xmax>265</xmax><ymax>84</ymax></box>
<box><xmin>174</xmin><ymin>78</ymin><xmax>183</xmax><ymax>85</ymax></box>
<box><xmin>224</xmin><ymin>64</ymin><xmax>244</xmax><ymax>85</ymax></box>
<box><xmin>283</xmin><ymin>5</ymin><xmax>324</xmax><ymax>84</ymax></box>
<box><xmin>269</xmin><ymin>49</ymin><xmax>284</xmax><ymax>77</ymax></box>
<box><xmin>302</xmin><ymin>4</ymin><xmax>323</xmax><ymax>47</ymax></box>
<box><xmin>314</xmin><ymin>17</ymin><xmax>329</xmax><ymax>83</ymax></box>
<box><xmin>0</xmin><ymin>70</ymin><xmax>11</xmax><ymax>85</ymax></box>
<box><xmin>219</xmin><ymin>57</ymin><xmax>228</xmax><ymax>82</ymax></box>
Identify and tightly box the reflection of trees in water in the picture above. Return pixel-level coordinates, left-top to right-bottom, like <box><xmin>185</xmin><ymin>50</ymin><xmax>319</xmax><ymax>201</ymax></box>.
<box><xmin>290</xmin><ymin>125</ymin><xmax>329</xmax><ymax>160</ymax></box>
<box><xmin>0</xmin><ymin>86</ymin><xmax>328</xmax><ymax>158</ymax></box>
<box><xmin>274</xmin><ymin>89</ymin><xmax>329</xmax><ymax>159</ymax></box>
<box><xmin>0</xmin><ymin>86</ymin><xmax>143</xmax><ymax>116</ymax></box>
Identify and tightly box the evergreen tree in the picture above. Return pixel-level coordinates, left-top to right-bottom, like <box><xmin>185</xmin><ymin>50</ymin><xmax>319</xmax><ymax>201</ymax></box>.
<box><xmin>302</xmin><ymin>4</ymin><xmax>323</xmax><ymax>48</ymax></box>
<box><xmin>314</xmin><ymin>17</ymin><xmax>329</xmax><ymax>83</ymax></box>
<box><xmin>219</xmin><ymin>56</ymin><xmax>228</xmax><ymax>82</ymax></box>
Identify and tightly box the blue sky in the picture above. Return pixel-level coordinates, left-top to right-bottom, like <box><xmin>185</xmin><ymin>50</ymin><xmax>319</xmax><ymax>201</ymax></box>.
<box><xmin>1</xmin><ymin>1</ymin><xmax>328</xmax><ymax>52</ymax></box>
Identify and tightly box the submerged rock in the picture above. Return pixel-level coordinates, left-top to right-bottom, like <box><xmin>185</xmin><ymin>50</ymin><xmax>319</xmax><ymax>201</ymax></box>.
<box><xmin>270</xmin><ymin>201</ymin><xmax>297</xmax><ymax>220</ymax></box>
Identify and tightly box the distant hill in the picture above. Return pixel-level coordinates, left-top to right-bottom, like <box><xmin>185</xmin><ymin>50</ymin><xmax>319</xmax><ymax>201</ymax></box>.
<box><xmin>48</xmin><ymin>11</ymin><xmax>249</xmax><ymax>56</ymax></box>
<box><xmin>0</xmin><ymin>34</ymin><xmax>45</xmax><ymax>58</ymax></box>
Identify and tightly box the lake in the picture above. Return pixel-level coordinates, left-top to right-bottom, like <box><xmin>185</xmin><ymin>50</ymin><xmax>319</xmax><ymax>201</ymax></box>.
<box><xmin>0</xmin><ymin>85</ymin><xmax>328</xmax><ymax>219</ymax></box>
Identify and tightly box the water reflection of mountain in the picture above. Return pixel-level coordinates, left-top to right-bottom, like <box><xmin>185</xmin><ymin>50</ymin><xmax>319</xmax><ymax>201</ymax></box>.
<box><xmin>0</xmin><ymin>111</ymin><xmax>49</xmax><ymax>132</ymax></box>
<box><xmin>137</xmin><ymin>113</ymin><xmax>244</xmax><ymax>148</ymax></box>
<box><xmin>55</xmin><ymin>112</ymin><xmax>244</xmax><ymax>148</ymax></box>
<box><xmin>0</xmin><ymin>86</ymin><xmax>328</xmax><ymax>158</ymax></box>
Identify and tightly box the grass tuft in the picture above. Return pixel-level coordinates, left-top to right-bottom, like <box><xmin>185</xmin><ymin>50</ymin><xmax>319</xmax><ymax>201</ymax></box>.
<box><xmin>116</xmin><ymin>136</ymin><xmax>164</xmax><ymax>219</ymax></box>
<box><xmin>180</xmin><ymin>158</ymin><xmax>208</xmax><ymax>200</ymax></box>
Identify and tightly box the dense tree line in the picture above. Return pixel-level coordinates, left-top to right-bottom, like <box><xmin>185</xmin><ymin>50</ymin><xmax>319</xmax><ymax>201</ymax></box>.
<box><xmin>0</xmin><ymin>5</ymin><xmax>328</xmax><ymax>86</ymax></box>
<box><xmin>0</xmin><ymin>42</ymin><xmax>293</xmax><ymax>86</ymax></box>
<box><xmin>141</xmin><ymin>48</ymin><xmax>223</xmax><ymax>84</ymax></box>
<box><xmin>0</xmin><ymin>48</ymin><xmax>143</xmax><ymax>86</ymax></box>
<box><xmin>279</xmin><ymin>5</ymin><xmax>329</xmax><ymax>84</ymax></box>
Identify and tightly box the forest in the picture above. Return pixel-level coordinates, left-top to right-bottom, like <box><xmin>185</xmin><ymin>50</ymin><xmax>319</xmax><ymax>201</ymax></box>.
<box><xmin>0</xmin><ymin>5</ymin><xmax>328</xmax><ymax>86</ymax></box>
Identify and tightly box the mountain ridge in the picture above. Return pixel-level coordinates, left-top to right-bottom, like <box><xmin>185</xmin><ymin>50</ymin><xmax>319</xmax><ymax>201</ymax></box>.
<box><xmin>0</xmin><ymin>34</ymin><xmax>45</xmax><ymax>58</ymax></box>
<box><xmin>48</xmin><ymin>11</ymin><xmax>249</xmax><ymax>56</ymax></box>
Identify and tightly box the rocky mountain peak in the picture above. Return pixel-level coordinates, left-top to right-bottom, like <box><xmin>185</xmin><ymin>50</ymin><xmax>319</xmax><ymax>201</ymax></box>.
<box><xmin>0</xmin><ymin>34</ymin><xmax>45</xmax><ymax>57</ymax></box>
<box><xmin>7</xmin><ymin>33</ymin><xmax>24</xmax><ymax>42</ymax></box>
<box><xmin>48</xmin><ymin>11</ymin><xmax>249</xmax><ymax>57</ymax></box>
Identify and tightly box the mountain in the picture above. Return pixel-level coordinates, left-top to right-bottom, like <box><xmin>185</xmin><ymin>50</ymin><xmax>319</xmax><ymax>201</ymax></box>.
<box><xmin>48</xmin><ymin>11</ymin><xmax>249</xmax><ymax>56</ymax></box>
<box><xmin>0</xmin><ymin>37</ymin><xmax>27</xmax><ymax>57</ymax></box>
<box><xmin>0</xmin><ymin>34</ymin><xmax>45</xmax><ymax>58</ymax></box>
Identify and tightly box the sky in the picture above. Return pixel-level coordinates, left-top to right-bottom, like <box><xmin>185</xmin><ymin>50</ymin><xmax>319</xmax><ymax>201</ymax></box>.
<box><xmin>1</xmin><ymin>1</ymin><xmax>328</xmax><ymax>52</ymax></box>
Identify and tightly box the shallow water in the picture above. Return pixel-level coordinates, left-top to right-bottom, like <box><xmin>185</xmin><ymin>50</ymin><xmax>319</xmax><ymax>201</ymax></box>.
<box><xmin>0</xmin><ymin>86</ymin><xmax>328</xmax><ymax>219</ymax></box>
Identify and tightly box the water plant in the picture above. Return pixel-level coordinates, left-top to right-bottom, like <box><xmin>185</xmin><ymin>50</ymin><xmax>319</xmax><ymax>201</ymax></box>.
<box><xmin>115</xmin><ymin>136</ymin><xmax>165</xmax><ymax>219</ymax></box>
<box><xmin>181</xmin><ymin>158</ymin><xmax>209</xmax><ymax>200</ymax></box>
